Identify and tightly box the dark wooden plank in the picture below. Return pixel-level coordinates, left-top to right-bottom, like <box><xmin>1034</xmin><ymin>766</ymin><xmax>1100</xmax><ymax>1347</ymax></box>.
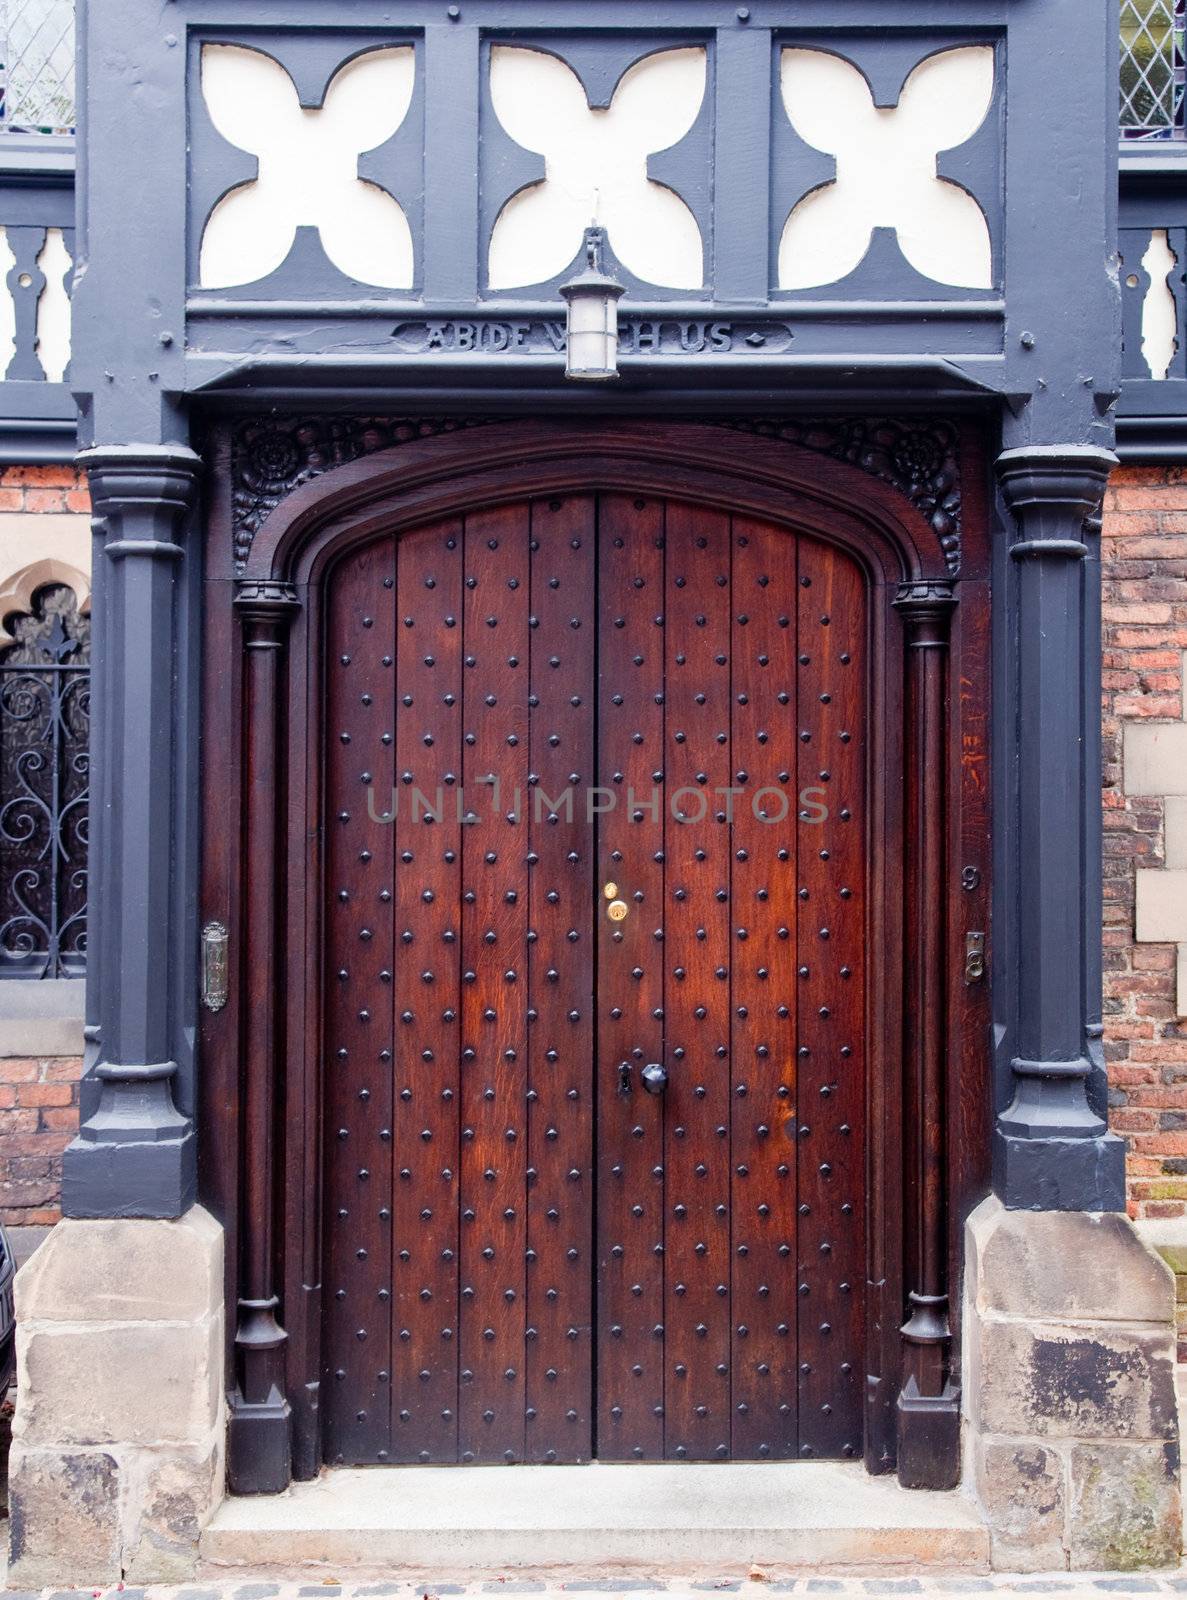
<box><xmin>459</xmin><ymin>502</ymin><xmax>531</xmax><ymax>1463</ymax></box>
<box><xmin>795</xmin><ymin>538</ymin><xmax>867</xmax><ymax>1461</ymax></box>
<box><xmin>525</xmin><ymin>493</ymin><xmax>596</xmax><ymax>1463</ymax></box>
<box><xmin>729</xmin><ymin>516</ymin><xmax>799</xmax><ymax>1461</ymax></box>
<box><xmin>595</xmin><ymin>491</ymin><xmax>666</xmax><ymax>1462</ymax></box>
<box><xmin>392</xmin><ymin>518</ymin><xmax>464</xmax><ymax>1462</ymax></box>
<box><xmin>321</xmin><ymin>535</ymin><xmax>397</xmax><ymax>1464</ymax></box>
<box><xmin>662</xmin><ymin>500</ymin><xmax>732</xmax><ymax>1461</ymax></box>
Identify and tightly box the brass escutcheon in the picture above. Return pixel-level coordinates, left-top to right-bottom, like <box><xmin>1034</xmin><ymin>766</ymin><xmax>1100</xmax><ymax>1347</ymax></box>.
<box><xmin>603</xmin><ymin>882</ymin><xmax>619</xmax><ymax>900</ymax></box>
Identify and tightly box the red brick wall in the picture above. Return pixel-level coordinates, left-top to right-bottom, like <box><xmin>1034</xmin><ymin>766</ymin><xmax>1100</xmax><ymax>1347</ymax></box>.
<box><xmin>0</xmin><ymin>463</ymin><xmax>90</xmax><ymax>514</ymax></box>
<box><xmin>0</xmin><ymin>1057</ymin><xmax>81</xmax><ymax>1225</ymax></box>
<box><xmin>1102</xmin><ymin>465</ymin><xmax>1187</xmax><ymax>1218</ymax></box>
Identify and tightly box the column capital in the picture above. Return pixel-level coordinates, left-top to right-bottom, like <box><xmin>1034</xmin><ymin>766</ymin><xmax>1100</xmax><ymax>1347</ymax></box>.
<box><xmin>893</xmin><ymin>579</ymin><xmax>958</xmax><ymax>619</ymax></box>
<box><xmin>996</xmin><ymin>445</ymin><xmax>1117</xmax><ymax>556</ymax></box>
<box><xmin>77</xmin><ymin>444</ymin><xmax>202</xmax><ymax>520</ymax></box>
<box><xmin>234</xmin><ymin>578</ymin><xmax>301</xmax><ymax>623</ymax></box>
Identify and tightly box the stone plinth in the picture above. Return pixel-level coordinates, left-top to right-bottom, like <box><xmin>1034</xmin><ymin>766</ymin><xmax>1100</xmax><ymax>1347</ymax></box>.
<box><xmin>7</xmin><ymin>1205</ymin><xmax>225</xmax><ymax>1586</ymax></box>
<box><xmin>964</xmin><ymin>1196</ymin><xmax>1182</xmax><ymax>1571</ymax></box>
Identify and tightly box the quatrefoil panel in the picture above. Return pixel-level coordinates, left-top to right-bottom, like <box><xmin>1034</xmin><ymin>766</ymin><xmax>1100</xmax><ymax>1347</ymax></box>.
<box><xmin>198</xmin><ymin>42</ymin><xmax>417</xmax><ymax>290</ymax></box>
<box><xmin>485</xmin><ymin>44</ymin><xmax>709</xmax><ymax>292</ymax></box>
<box><xmin>777</xmin><ymin>43</ymin><xmax>998</xmax><ymax>292</ymax></box>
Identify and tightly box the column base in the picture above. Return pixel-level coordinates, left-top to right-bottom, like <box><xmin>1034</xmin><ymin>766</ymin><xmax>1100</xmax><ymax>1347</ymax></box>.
<box><xmin>965</xmin><ymin>1195</ymin><xmax>1181</xmax><ymax>1571</ymax></box>
<box><xmin>62</xmin><ymin>1125</ymin><xmax>196</xmax><ymax>1219</ymax></box>
<box><xmin>227</xmin><ymin>1385</ymin><xmax>292</xmax><ymax>1495</ymax></box>
<box><xmin>993</xmin><ymin>1127</ymin><xmax>1126</xmax><ymax>1212</ymax></box>
<box><xmin>896</xmin><ymin>1378</ymin><xmax>960</xmax><ymax>1491</ymax></box>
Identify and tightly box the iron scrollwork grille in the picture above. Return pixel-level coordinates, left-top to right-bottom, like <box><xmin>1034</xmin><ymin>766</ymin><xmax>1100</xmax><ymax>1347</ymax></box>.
<box><xmin>0</xmin><ymin>583</ymin><xmax>88</xmax><ymax>978</ymax></box>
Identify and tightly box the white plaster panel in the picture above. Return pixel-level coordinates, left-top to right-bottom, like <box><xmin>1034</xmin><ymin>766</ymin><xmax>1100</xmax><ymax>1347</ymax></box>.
<box><xmin>1140</xmin><ymin>230</ymin><xmax>1179</xmax><ymax>382</ymax></box>
<box><xmin>778</xmin><ymin>45</ymin><xmax>994</xmax><ymax>291</ymax></box>
<box><xmin>35</xmin><ymin>227</ymin><xmax>71</xmax><ymax>384</ymax></box>
<box><xmin>199</xmin><ymin>44</ymin><xmax>415</xmax><ymax>290</ymax></box>
<box><xmin>488</xmin><ymin>45</ymin><xmax>705</xmax><ymax>290</ymax></box>
<box><xmin>0</xmin><ymin>227</ymin><xmax>17</xmax><ymax>376</ymax></box>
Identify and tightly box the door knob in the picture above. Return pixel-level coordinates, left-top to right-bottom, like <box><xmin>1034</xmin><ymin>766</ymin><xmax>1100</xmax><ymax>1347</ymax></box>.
<box><xmin>640</xmin><ymin>1062</ymin><xmax>668</xmax><ymax>1096</ymax></box>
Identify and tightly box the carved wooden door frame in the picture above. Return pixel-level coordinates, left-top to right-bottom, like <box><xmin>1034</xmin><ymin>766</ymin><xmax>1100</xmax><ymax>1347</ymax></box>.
<box><xmin>198</xmin><ymin>417</ymin><xmax>992</xmax><ymax>1495</ymax></box>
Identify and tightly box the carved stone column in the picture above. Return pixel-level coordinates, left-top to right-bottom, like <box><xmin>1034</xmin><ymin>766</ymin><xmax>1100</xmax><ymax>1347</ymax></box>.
<box><xmin>893</xmin><ymin>579</ymin><xmax>960</xmax><ymax>1491</ymax></box>
<box><xmin>995</xmin><ymin>446</ymin><xmax>1125</xmax><ymax>1211</ymax></box>
<box><xmin>227</xmin><ymin>578</ymin><xmax>300</xmax><ymax>1495</ymax></box>
<box><xmin>62</xmin><ymin>446</ymin><xmax>201</xmax><ymax>1219</ymax></box>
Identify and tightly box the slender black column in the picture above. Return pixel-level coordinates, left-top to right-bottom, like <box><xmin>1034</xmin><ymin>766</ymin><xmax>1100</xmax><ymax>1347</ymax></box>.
<box><xmin>994</xmin><ymin>446</ymin><xmax>1125</xmax><ymax>1211</ymax></box>
<box><xmin>227</xmin><ymin>578</ymin><xmax>299</xmax><ymax>1495</ymax></box>
<box><xmin>62</xmin><ymin>446</ymin><xmax>201</xmax><ymax>1219</ymax></box>
<box><xmin>893</xmin><ymin>580</ymin><xmax>960</xmax><ymax>1491</ymax></box>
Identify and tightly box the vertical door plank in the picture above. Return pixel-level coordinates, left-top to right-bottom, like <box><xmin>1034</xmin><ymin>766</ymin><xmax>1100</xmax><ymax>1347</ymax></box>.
<box><xmin>392</xmin><ymin>519</ymin><xmax>464</xmax><ymax>1462</ymax></box>
<box><xmin>459</xmin><ymin>504</ymin><xmax>531</xmax><ymax>1463</ymax></box>
<box><xmin>525</xmin><ymin>494</ymin><xmax>596</xmax><ymax>1463</ymax></box>
<box><xmin>596</xmin><ymin>492</ymin><xmax>667</xmax><ymax>1462</ymax></box>
<box><xmin>729</xmin><ymin>517</ymin><xmax>799</xmax><ymax>1460</ymax></box>
<box><xmin>321</xmin><ymin>536</ymin><xmax>397</xmax><ymax>1463</ymax></box>
<box><xmin>662</xmin><ymin>501</ymin><xmax>733</xmax><ymax>1461</ymax></box>
<box><xmin>795</xmin><ymin>540</ymin><xmax>867</xmax><ymax>1461</ymax></box>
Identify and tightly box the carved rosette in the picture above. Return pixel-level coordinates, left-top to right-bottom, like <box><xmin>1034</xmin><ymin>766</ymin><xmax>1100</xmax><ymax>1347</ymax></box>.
<box><xmin>711</xmin><ymin>417</ymin><xmax>963</xmax><ymax>573</ymax></box>
<box><xmin>231</xmin><ymin>414</ymin><xmax>963</xmax><ymax>576</ymax></box>
<box><xmin>231</xmin><ymin>417</ymin><xmax>498</xmax><ymax>573</ymax></box>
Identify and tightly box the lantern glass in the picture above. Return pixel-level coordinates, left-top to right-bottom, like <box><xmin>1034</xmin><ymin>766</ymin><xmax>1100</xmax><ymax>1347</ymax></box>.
<box><xmin>560</xmin><ymin>225</ymin><xmax>624</xmax><ymax>381</ymax></box>
<box><xmin>565</xmin><ymin>289</ymin><xmax>620</xmax><ymax>379</ymax></box>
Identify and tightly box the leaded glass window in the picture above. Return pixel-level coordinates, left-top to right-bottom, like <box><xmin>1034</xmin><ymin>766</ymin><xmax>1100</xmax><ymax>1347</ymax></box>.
<box><xmin>0</xmin><ymin>0</ymin><xmax>75</xmax><ymax>135</ymax></box>
<box><xmin>1122</xmin><ymin>0</ymin><xmax>1187</xmax><ymax>139</ymax></box>
<box><xmin>0</xmin><ymin>583</ymin><xmax>89</xmax><ymax>979</ymax></box>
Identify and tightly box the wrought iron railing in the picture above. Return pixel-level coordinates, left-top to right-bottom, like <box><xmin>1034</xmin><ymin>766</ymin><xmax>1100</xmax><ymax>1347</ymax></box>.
<box><xmin>0</xmin><ymin>581</ymin><xmax>88</xmax><ymax>978</ymax></box>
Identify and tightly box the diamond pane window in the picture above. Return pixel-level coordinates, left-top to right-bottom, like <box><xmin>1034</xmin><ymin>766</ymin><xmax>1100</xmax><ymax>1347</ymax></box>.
<box><xmin>0</xmin><ymin>0</ymin><xmax>75</xmax><ymax>135</ymax></box>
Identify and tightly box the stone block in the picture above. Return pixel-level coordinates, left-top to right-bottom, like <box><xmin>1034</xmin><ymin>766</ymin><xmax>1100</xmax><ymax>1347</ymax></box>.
<box><xmin>17</xmin><ymin>1313</ymin><xmax>222</xmax><ymax>1448</ymax></box>
<box><xmin>972</xmin><ymin>1439</ymin><xmax>1066</xmax><ymax>1572</ymax></box>
<box><xmin>1136</xmin><ymin>869</ymin><xmax>1187</xmax><ymax>944</ymax></box>
<box><xmin>975</xmin><ymin>1319</ymin><xmax>1178</xmax><ymax>1441</ymax></box>
<box><xmin>14</xmin><ymin>1204</ymin><xmax>222</xmax><ymax>1324</ymax></box>
<box><xmin>123</xmin><ymin>1435</ymin><xmax>224</xmax><ymax>1584</ymax></box>
<box><xmin>1068</xmin><ymin>1441</ymin><xmax>1183</xmax><ymax>1570</ymax></box>
<box><xmin>1137</xmin><ymin>1217</ymin><xmax>1187</xmax><ymax>1278</ymax></box>
<box><xmin>964</xmin><ymin>1197</ymin><xmax>1183</xmax><ymax>1572</ymax></box>
<box><xmin>1124</xmin><ymin>721</ymin><xmax>1187</xmax><ymax>797</ymax></box>
<box><xmin>6</xmin><ymin>1446</ymin><xmax>122</xmax><ymax>1588</ymax></box>
<box><xmin>1166</xmin><ymin>795</ymin><xmax>1187</xmax><ymax>869</ymax></box>
<box><xmin>10</xmin><ymin>1205</ymin><xmax>226</xmax><ymax>1585</ymax></box>
<box><xmin>970</xmin><ymin>1202</ymin><xmax>1174</xmax><ymax>1323</ymax></box>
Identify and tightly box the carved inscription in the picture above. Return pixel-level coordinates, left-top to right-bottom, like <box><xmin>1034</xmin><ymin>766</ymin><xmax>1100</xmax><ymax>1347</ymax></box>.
<box><xmin>390</xmin><ymin>318</ymin><xmax>795</xmax><ymax>356</ymax></box>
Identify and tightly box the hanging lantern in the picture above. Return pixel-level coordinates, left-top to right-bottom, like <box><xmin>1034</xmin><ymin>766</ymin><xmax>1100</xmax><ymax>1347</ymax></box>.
<box><xmin>560</xmin><ymin>226</ymin><xmax>624</xmax><ymax>380</ymax></box>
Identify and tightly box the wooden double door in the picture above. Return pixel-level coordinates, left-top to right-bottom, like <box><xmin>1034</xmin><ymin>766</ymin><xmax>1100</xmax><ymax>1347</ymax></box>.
<box><xmin>320</xmin><ymin>489</ymin><xmax>868</xmax><ymax>1467</ymax></box>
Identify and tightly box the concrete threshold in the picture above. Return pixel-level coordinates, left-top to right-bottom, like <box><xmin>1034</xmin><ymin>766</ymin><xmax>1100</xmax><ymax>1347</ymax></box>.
<box><xmin>200</xmin><ymin>1461</ymin><xmax>990</xmax><ymax>1577</ymax></box>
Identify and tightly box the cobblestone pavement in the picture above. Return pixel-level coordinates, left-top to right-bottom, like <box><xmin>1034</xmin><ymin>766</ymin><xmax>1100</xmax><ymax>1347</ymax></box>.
<box><xmin>10</xmin><ymin>1574</ymin><xmax>1187</xmax><ymax>1600</ymax></box>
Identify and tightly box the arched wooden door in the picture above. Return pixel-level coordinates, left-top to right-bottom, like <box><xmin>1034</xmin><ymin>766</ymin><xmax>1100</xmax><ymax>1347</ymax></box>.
<box><xmin>319</xmin><ymin>491</ymin><xmax>868</xmax><ymax>1465</ymax></box>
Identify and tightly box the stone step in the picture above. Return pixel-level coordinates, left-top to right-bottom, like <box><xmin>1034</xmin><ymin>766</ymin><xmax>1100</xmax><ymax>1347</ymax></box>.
<box><xmin>200</xmin><ymin>1462</ymin><xmax>990</xmax><ymax>1577</ymax></box>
